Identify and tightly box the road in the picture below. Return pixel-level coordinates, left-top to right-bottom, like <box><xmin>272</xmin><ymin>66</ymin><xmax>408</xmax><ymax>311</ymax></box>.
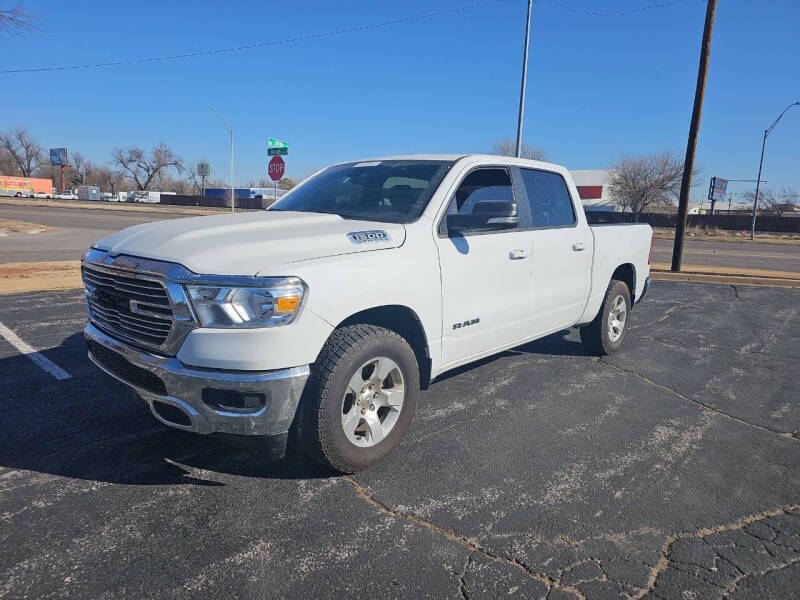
<box><xmin>0</xmin><ymin>204</ymin><xmax>186</xmax><ymax>262</ymax></box>
<box><xmin>2</xmin><ymin>204</ymin><xmax>799</xmax><ymax>273</ymax></box>
<box><xmin>1</xmin><ymin>281</ymin><xmax>798</xmax><ymax>598</ymax></box>
<box><xmin>651</xmin><ymin>236</ymin><xmax>800</xmax><ymax>272</ymax></box>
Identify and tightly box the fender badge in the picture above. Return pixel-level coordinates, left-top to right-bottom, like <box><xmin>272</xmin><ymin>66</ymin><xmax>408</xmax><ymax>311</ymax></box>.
<box><xmin>347</xmin><ymin>230</ymin><xmax>391</xmax><ymax>245</ymax></box>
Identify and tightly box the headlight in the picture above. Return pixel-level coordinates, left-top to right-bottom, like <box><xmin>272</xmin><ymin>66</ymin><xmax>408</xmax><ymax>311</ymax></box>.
<box><xmin>185</xmin><ymin>277</ymin><xmax>305</xmax><ymax>328</ymax></box>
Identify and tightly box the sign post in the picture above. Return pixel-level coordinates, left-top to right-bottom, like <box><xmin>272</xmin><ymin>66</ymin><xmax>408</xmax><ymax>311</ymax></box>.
<box><xmin>268</xmin><ymin>155</ymin><xmax>285</xmax><ymax>203</ymax></box>
<box><xmin>267</xmin><ymin>138</ymin><xmax>288</xmax><ymax>204</ymax></box>
<box><xmin>708</xmin><ymin>176</ymin><xmax>728</xmax><ymax>216</ymax></box>
<box><xmin>49</xmin><ymin>148</ymin><xmax>68</xmax><ymax>193</ymax></box>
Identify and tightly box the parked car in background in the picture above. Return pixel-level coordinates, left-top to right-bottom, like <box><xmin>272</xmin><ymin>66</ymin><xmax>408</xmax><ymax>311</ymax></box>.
<box><xmin>82</xmin><ymin>154</ymin><xmax>653</xmax><ymax>472</ymax></box>
<box><xmin>58</xmin><ymin>190</ymin><xmax>78</xmax><ymax>200</ymax></box>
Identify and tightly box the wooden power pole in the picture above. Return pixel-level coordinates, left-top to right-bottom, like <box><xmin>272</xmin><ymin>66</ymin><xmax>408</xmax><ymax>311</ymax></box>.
<box><xmin>671</xmin><ymin>0</ymin><xmax>717</xmax><ymax>272</ymax></box>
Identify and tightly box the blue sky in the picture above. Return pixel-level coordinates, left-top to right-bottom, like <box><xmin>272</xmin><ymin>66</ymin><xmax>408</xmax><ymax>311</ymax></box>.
<box><xmin>2</xmin><ymin>0</ymin><xmax>798</xmax><ymax>202</ymax></box>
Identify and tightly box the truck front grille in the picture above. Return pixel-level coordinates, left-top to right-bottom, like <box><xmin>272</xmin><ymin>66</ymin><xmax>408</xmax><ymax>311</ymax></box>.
<box><xmin>82</xmin><ymin>263</ymin><xmax>173</xmax><ymax>348</ymax></box>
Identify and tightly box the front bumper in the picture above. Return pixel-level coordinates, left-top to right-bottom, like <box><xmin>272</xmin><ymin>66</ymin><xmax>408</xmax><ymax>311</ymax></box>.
<box><xmin>84</xmin><ymin>323</ymin><xmax>310</xmax><ymax>439</ymax></box>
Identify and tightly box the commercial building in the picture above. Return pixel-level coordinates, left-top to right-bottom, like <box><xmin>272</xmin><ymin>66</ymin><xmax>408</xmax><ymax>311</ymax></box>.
<box><xmin>569</xmin><ymin>169</ymin><xmax>616</xmax><ymax>211</ymax></box>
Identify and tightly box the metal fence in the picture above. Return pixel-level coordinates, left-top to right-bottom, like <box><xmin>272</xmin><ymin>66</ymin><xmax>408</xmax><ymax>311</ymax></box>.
<box><xmin>157</xmin><ymin>194</ymin><xmax>271</xmax><ymax>210</ymax></box>
<box><xmin>585</xmin><ymin>211</ymin><xmax>800</xmax><ymax>233</ymax></box>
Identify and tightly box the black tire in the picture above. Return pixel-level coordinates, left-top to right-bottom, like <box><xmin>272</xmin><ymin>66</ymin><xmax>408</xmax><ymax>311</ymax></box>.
<box><xmin>580</xmin><ymin>279</ymin><xmax>631</xmax><ymax>356</ymax></box>
<box><xmin>298</xmin><ymin>324</ymin><xmax>420</xmax><ymax>473</ymax></box>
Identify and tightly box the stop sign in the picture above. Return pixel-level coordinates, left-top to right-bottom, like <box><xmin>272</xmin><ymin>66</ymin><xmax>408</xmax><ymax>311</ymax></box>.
<box><xmin>268</xmin><ymin>156</ymin><xmax>285</xmax><ymax>181</ymax></box>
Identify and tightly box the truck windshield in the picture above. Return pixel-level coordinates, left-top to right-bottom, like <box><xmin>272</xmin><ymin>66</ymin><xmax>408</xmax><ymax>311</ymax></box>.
<box><xmin>270</xmin><ymin>160</ymin><xmax>453</xmax><ymax>224</ymax></box>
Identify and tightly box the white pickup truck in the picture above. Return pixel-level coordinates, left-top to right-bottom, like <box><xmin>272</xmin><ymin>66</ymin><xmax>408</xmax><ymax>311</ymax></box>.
<box><xmin>83</xmin><ymin>155</ymin><xmax>652</xmax><ymax>472</ymax></box>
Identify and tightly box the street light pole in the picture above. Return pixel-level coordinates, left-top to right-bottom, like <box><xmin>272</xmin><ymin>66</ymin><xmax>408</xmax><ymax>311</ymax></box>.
<box><xmin>515</xmin><ymin>0</ymin><xmax>533</xmax><ymax>158</ymax></box>
<box><xmin>210</xmin><ymin>107</ymin><xmax>235</xmax><ymax>213</ymax></box>
<box><xmin>749</xmin><ymin>101</ymin><xmax>799</xmax><ymax>240</ymax></box>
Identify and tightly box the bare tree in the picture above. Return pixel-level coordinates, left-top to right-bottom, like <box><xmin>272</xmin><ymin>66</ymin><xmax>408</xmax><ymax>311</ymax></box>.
<box><xmin>112</xmin><ymin>143</ymin><xmax>184</xmax><ymax>191</ymax></box>
<box><xmin>608</xmin><ymin>152</ymin><xmax>690</xmax><ymax>219</ymax></box>
<box><xmin>0</xmin><ymin>3</ymin><xmax>36</xmax><ymax>35</ymax></box>
<box><xmin>68</xmin><ymin>152</ymin><xmax>91</xmax><ymax>187</ymax></box>
<box><xmin>779</xmin><ymin>188</ymin><xmax>799</xmax><ymax>214</ymax></box>
<box><xmin>491</xmin><ymin>138</ymin><xmax>547</xmax><ymax>161</ymax></box>
<box><xmin>0</xmin><ymin>128</ymin><xmax>43</xmax><ymax>176</ymax></box>
<box><xmin>0</xmin><ymin>148</ymin><xmax>20</xmax><ymax>175</ymax></box>
<box><xmin>743</xmin><ymin>187</ymin><xmax>799</xmax><ymax>217</ymax></box>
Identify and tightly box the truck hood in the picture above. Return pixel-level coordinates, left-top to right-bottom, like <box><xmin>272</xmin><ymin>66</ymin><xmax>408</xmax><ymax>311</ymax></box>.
<box><xmin>92</xmin><ymin>211</ymin><xmax>405</xmax><ymax>275</ymax></box>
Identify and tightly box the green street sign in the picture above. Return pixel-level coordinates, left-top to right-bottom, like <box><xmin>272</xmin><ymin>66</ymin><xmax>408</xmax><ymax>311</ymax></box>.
<box><xmin>267</xmin><ymin>137</ymin><xmax>288</xmax><ymax>150</ymax></box>
<box><xmin>268</xmin><ymin>147</ymin><xmax>288</xmax><ymax>156</ymax></box>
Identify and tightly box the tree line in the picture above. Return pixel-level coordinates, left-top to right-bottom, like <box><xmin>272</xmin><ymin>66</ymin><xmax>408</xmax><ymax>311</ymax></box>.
<box><xmin>0</xmin><ymin>127</ymin><xmax>297</xmax><ymax>195</ymax></box>
<box><xmin>2</xmin><ymin>128</ymin><xmax>795</xmax><ymax>214</ymax></box>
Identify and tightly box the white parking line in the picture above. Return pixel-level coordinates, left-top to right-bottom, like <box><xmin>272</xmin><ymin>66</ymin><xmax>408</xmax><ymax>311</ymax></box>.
<box><xmin>0</xmin><ymin>321</ymin><xmax>72</xmax><ymax>380</ymax></box>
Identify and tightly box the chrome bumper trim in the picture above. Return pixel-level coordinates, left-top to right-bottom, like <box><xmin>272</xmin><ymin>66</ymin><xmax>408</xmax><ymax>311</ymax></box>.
<box><xmin>85</xmin><ymin>323</ymin><xmax>310</xmax><ymax>436</ymax></box>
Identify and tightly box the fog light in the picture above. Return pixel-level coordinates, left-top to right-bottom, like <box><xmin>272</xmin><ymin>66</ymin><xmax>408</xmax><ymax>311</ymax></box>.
<box><xmin>202</xmin><ymin>389</ymin><xmax>267</xmax><ymax>413</ymax></box>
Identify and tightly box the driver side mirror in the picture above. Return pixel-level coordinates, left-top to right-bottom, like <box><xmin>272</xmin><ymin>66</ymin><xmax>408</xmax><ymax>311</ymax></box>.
<box><xmin>446</xmin><ymin>201</ymin><xmax>519</xmax><ymax>235</ymax></box>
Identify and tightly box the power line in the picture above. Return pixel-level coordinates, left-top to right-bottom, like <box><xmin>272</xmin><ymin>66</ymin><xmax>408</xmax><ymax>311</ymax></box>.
<box><xmin>0</xmin><ymin>0</ymin><xmax>506</xmax><ymax>75</ymax></box>
<box><xmin>543</xmin><ymin>0</ymin><xmax>689</xmax><ymax>17</ymax></box>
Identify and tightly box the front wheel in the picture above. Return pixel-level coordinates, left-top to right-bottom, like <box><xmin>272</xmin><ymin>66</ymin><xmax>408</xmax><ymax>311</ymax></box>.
<box><xmin>580</xmin><ymin>279</ymin><xmax>631</xmax><ymax>355</ymax></box>
<box><xmin>299</xmin><ymin>324</ymin><xmax>419</xmax><ymax>473</ymax></box>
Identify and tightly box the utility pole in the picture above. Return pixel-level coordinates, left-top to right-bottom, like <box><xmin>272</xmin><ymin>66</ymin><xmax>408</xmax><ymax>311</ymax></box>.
<box><xmin>671</xmin><ymin>0</ymin><xmax>716</xmax><ymax>272</ymax></box>
<box><xmin>750</xmin><ymin>101</ymin><xmax>799</xmax><ymax>239</ymax></box>
<box><xmin>515</xmin><ymin>0</ymin><xmax>533</xmax><ymax>158</ymax></box>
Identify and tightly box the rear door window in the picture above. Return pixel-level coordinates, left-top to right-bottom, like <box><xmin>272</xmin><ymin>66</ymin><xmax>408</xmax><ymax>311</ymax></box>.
<box><xmin>518</xmin><ymin>169</ymin><xmax>576</xmax><ymax>228</ymax></box>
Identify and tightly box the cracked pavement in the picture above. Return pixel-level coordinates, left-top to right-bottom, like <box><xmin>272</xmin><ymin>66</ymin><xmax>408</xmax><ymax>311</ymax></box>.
<box><xmin>1</xmin><ymin>281</ymin><xmax>799</xmax><ymax>598</ymax></box>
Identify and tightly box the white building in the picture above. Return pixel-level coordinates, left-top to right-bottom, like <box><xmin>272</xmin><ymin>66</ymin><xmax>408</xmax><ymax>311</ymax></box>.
<box><xmin>569</xmin><ymin>169</ymin><xmax>617</xmax><ymax>211</ymax></box>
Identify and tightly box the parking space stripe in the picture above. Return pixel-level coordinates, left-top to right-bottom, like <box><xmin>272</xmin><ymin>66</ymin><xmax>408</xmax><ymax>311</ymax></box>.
<box><xmin>0</xmin><ymin>321</ymin><xmax>72</xmax><ymax>381</ymax></box>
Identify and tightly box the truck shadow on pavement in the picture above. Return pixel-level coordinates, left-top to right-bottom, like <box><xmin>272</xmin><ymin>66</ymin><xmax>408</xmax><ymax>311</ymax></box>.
<box><xmin>433</xmin><ymin>328</ymin><xmax>589</xmax><ymax>383</ymax></box>
<box><xmin>1</xmin><ymin>328</ymin><xmax>587</xmax><ymax>488</ymax></box>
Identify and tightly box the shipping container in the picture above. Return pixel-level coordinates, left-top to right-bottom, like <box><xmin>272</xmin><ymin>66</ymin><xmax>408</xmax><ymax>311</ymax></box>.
<box><xmin>77</xmin><ymin>185</ymin><xmax>102</xmax><ymax>201</ymax></box>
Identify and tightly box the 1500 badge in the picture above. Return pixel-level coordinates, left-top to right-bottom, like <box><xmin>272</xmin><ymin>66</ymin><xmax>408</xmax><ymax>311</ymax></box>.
<box><xmin>347</xmin><ymin>230</ymin><xmax>391</xmax><ymax>245</ymax></box>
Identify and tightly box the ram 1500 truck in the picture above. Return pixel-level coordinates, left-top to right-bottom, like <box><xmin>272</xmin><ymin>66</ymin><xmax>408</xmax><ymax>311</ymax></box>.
<box><xmin>83</xmin><ymin>155</ymin><xmax>652</xmax><ymax>472</ymax></box>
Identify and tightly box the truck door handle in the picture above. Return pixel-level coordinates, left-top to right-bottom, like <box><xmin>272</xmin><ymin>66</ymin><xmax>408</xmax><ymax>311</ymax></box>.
<box><xmin>572</xmin><ymin>242</ymin><xmax>586</xmax><ymax>251</ymax></box>
<box><xmin>509</xmin><ymin>249</ymin><xmax>530</xmax><ymax>260</ymax></box>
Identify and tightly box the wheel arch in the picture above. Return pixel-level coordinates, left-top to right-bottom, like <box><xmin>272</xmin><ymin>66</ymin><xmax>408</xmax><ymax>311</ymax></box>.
<box><xmin>336</xmin><ymin>305</ymin><xmax>432</xmax><ymax>389</ymax></box>
<box><xmin>611</xmin><ymin>263</ymin><xmax>636</xmax><ymax>303</ymax></box>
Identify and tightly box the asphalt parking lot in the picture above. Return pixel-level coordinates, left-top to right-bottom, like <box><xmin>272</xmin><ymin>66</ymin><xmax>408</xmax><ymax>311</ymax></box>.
<box><xmin>1</xmin><ymin>281</ymin><xmax>799</xmax><ymax>599</ymax></box>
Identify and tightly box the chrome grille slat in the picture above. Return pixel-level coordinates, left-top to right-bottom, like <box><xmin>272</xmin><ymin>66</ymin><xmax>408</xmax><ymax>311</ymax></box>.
<box><xmin>83</xmin><ymin>275</ymin><xmax>168</xmax><ymax>299</ymax></box>
<box><xmin>82</xmin><ymin>262</ymin><xmax>174</xmax><ymax>348</ymax></box>
<box><xmin>82</xmin><ymin>272</ymin><xmax>170</xmax><ymax>305</ymax></box>
<box><xmin>87</xmin><ymin>301</ymin><xmax>171</xmax><ymax>331</ymax></box>
<box><xmin>82</xmin><ymin>266</ymin><xmax>165</xmax><ymax>289</ymax></box>
<box><xmin>92</xmin><ymin>318</ymin><xmax>166</xmax><ymax>345</ymax></box>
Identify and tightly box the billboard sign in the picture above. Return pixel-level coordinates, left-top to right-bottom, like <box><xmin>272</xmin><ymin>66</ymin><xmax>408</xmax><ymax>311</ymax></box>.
<box><xmin>708</xmin><ymin>176</ymin><xmax>728</xmax><ymax>202</ymax></box>
<box><xmin>50</xmin><ymin>148</ymin><xmax>68</xmax><ymax>166</ymax></box>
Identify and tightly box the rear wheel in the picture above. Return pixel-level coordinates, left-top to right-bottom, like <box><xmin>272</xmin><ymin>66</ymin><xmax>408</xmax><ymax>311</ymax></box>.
<box><xmin>299</xmin><ymin>324</ymin><xmax>419</xmax><ymax>473</ymax></box>
<box><xmin>580</xmin><ymin>279</ymin><xmax>631</xmax><ymax>355</ymax></box>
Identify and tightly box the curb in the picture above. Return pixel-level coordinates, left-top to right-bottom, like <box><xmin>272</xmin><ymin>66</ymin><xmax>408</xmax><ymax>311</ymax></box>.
<box><xmin>651</xmin><ymin>271</ymin><xmax>800</xmax><ymax>288</ymax></box>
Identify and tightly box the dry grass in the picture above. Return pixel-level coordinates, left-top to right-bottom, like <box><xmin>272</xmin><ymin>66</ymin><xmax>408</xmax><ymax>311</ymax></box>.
<box><xmin>0</xmin><ymin>218</ymin><xmax>49</xmax><ymax>235</ymax></box>
<box><xmin>0</xmin><ymin>261</ymin><xmax>82</xmax><ymax>294</ymax></box>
